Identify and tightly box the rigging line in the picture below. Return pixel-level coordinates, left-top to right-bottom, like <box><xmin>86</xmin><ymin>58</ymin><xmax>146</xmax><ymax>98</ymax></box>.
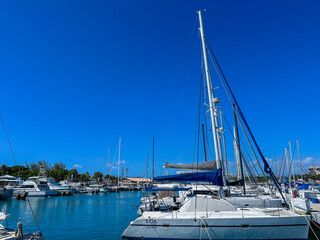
<box><xmin>206</xmin><ymin>42</ymin><xmax>285</xmax><ymax>201</ymax></box>
<box><xmin>0</xmin><ymin>113</ymin><xmax>20</xmax><ymax>176</ymax></box>
<box><xmin>139</xmin><ymin>154</ymin><xmax>148</xmax><ymax>180</ymax></box>
<box><xmin>202</xmin><ymin>83</ymin><xmax>214</xmax><ymax>161</ymax></box>
<box><xmin>194</xmin><ymin>33</ymin><xmax>205</xmax><ymax>219</ymax></box>
<box><xmin>108</xmin><ymin>140</ymin><xmax>119</xmax><ymax>180</ymax></box>
<box><xmin>201</xmin><ymin>60</ymin><xmax>214</xmax><ymax>160</ymax></box>
<box><xmin>238</xmin><ymin>132</ymin><xmax>260</xmax><ymax>176</ymax></box>
<box><xmin>198</xmin><ymin>30</ymin><xmax>215</xmax><ymax>162</ymax></box>
<box><xmin>222</xmin><ymin>113</ymin><xmax>258</xmax><ymax>179</ymax></box>
<box><xmin>242</xmin><ymin>154</ymin><xmax>257</xmax><ymax>185</ymax></box>
<box><xmin>195</xmin><ymin>71</ymin><xmax>202</xmax><ymax>220</ymax></box>
<box><xmin>26</xmin><ymin>196</ymin><xmax>43</xmax><ymax>238</ymax></box>
<box><xmin>206</xmin><ymin>48</ymin><xmax>266</xmax><ymax>178</ymax></box>
<box><xmin>159</xmin><ymin>25</ymin><xmax>200</xmax><ymax>163</ymax></box>
<box><xmin>241</xmin><ymin>149</ymin><xmax>257</xmax><ymax>184</ymax></box>
<box><xmin>192</xmin><ymin>32</ymin><xmax>205</xmax><ymax>170</ymax></box>
<box><xmin>238</xmin><ymin>140</ymin><xmax>258</xmax><ymax>178</ymax></box>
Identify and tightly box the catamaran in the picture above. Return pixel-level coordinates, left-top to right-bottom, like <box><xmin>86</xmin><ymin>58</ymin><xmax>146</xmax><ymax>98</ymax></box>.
<box><xmin>122</xmin><ymin>10</ymin><xmax>310</xmax><ymax>240</ymax></box>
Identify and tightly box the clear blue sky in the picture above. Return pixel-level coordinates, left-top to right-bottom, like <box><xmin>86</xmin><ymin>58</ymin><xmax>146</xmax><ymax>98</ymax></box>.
<box><xmin>0</xmin><ymin>0</ymin><xmax>319</xmax><ymax>177</ymax></box>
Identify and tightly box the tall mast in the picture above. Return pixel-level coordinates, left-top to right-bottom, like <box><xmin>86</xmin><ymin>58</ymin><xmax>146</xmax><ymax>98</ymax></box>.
<box><xmin>197</xmin><ymin>10</ymin><xmax>224</xmax><ymax>182</ymax></box>
<box><xmin>118</xmin><ymin>137</ymin><xmax>121</xmax><ymax>186</ymax></box>
<box><xmin>297</xmin><ymin>139</ymin><xmax>303</xmax><ymax>181</ymax></box>
<box><xmin>201</xmin><ymin>124</ymin><xmax>208</xmax><ymax>163</ymax></box>
<box><xmin>285</xmin><ymin>148</ymin><xmax>291</xmax><ymax>189</ymax></box>
<box><xmin>107</xmin><ymin>145</ymin><xmax>110</xmax><ymax>176</ymax></box>
<box><xmin>146</xmin><ymin>152</ymin><xmax>149</xmax><ymax>180</ymax></box>
<box><xmin>234</xmin><ymin>104</ymin><xmax>245</xmax><ymax>195</ymax></box>
<box><xmin>220</xmin><ymin>110</ymin><xmax>228</xmax><ymax>178</ymax></box>
<box><xmin>233</xmin><ymin>126</ymin><xmax>241</xmax><ymax>180</ymax></box>
<box><xmin>152</xmin><ymin>137</ymin><xmax>155</xmax><ymax>179</ymax></box>
<box><xmin>289</xmin><ymin>140</ymin><xmax>295</xmax><ymax>185</ymax></box>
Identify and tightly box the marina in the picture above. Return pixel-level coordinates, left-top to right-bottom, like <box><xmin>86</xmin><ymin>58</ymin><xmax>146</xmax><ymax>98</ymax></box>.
<box><xmin>0</xmin><ymin>1</ymin><xmax>319</xmax><ymax>239</ymax></box>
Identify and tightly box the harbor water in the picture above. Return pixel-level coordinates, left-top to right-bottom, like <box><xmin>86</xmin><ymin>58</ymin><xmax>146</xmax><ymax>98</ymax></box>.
<box><xmin>0</xmin><ymin>191</ymin><xmax>142</xmax><ymax>239</ymax></box>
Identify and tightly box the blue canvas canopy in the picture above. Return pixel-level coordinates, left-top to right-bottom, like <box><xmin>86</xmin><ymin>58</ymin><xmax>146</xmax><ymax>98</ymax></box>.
<box><xmin>153</xmin><ymin>169</ymin><xmax>223</xmax><ymax>186</ymax></box>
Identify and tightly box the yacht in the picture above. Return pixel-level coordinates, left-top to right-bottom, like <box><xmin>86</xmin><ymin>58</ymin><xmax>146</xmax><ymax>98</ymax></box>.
<box><xmin>13</xmin><ymin>176</ymin><xmax>59</xmax><ymax>197</ymax></box>
<box><xmin>47</xmin><ymin>177</ymin><xmax>75</xmax><ymax>195</ymax></box>
<box><xmin>122</xmin><ymin>10</ymin><xmax>310</xmax><ymax>240</ymax></box>
<box><xmin>0</xmin><ymin>175</ymin><xmax>20</xmax><ymax>200</ymax></box>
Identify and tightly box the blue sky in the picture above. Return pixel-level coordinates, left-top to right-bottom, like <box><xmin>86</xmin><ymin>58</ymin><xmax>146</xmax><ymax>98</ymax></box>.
<box><xmin>0</xmin><ymin>0</ymin><xmax>319</xmax><ymax>177</ymax></box>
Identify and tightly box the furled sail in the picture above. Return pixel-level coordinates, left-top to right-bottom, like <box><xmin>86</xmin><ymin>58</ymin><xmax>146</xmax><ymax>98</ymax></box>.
<box><xmin>164</xmin><ymin>160</ymin><xmax>217</xmax><ymax>171</ymax></box>
<box><xmin>154</xmin><ymin>169</ymin><xmax>223</xmax><ymax>186</ymax></box>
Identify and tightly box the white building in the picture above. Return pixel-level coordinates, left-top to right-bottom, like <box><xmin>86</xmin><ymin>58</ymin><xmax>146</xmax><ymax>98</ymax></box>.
<box><xmin>308</xmin><ymin>166</ymin><xmax>320</xmax><ymax>176</ymax></box>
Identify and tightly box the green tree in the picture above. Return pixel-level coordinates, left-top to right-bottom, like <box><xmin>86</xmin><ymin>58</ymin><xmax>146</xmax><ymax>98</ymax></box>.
<box><xmin>93</xmin><ymin>172</ymin><xmax>103</xmax><ymax>181</ymax></box>
<box><xmin>79</xmin><ymin>173</ymin><xmax>89</xmax><ymax>182</ymax></box>
<box><xmin>68</xmin><ymin>169</ymin><xmax>80</xmax><ymax>182</ymax></box>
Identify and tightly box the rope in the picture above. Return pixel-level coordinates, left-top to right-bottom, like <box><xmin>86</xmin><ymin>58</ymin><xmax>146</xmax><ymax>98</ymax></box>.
<box><xmin>0</xmin><ymin>113</ymin><xmax>43</xmax><ymax>237</ymax></box>
<box><xmin>305</xmin><ymin>215</ymin><xmax>319</xmax><ymax>240</ymax></box>
<box><xmin>194</xmin><ymin>68</ymin><xmax>203</xmax><ymax>219</ymax></box>
<box><xmin>25</xmin><ymin>195</ymin><xmax>44</xmax><ymax>238</ymax></box>
<box><xmin>200</xmin><ymin>218</ymin><xmax>212</xmax><ymax>240</ymax></box>
<box><xmin>0</xmin><ymin>113</ymin><xmax>20</xmax><ymax>176</ymax></box>
<box><xmin>206</xmin><ymin>41</ymin><xmax>287</xmax><ymax>204</ymax></box>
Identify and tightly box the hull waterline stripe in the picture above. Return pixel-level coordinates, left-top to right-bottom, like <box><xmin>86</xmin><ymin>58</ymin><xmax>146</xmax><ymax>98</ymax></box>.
<box><xmin>129</xmin><ymin>223</ymin><xmax>307</xmax><ymax>228</ymax></box>
<box><xmin>122</xmin><ymin>237</ymin><xmax>307</xmax><ymax>240</ymax></box>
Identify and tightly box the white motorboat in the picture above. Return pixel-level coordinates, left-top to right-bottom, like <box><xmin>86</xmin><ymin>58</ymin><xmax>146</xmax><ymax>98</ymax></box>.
<box><xmin>47</xmin><ymin>177</ymin><xmax>75</xmax><ymax>195</ymax></box>
<box><xmin>13</xmin><ymin>176</ymin><xmax>59</xmax><ymax>197</ymax></box>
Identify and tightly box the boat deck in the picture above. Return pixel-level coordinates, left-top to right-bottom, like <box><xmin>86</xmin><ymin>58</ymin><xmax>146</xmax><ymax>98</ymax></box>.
<box><xmin>141</xmin><ymin>208</ymin><xmax>297</xmax><ymax>219</ymax></box>
<box><xmin>0</xmin><ymin>225</ymin><xmax>18</xmax><ymax>239</ymax></box>
<box><xmin>0</xmin><ymin>225</ymin><xmax>41</xmax><ymax>240</ymax></box>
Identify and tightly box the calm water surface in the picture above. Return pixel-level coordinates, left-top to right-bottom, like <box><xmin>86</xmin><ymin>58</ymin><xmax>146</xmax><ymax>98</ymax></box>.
<box><xmin>1</xmin><ymin>192</ymin><xmax>318</xmax><ymax>240</ymax></box>
<box><xmin>0</xmin><ymin>191</ymin><xmax>142</xmax><ymax>239</ymax></box>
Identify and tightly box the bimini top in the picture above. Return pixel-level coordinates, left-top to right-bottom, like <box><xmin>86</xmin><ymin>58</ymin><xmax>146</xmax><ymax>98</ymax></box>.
<box><xmin>154</xmin><ymin>169</ymin><xmax>223</xmax><ymax>186</ymax></box>
<box><xmin>164</xmin><ymin>160</ymin><xmax>217</xmax><ymax>171</ymax></box>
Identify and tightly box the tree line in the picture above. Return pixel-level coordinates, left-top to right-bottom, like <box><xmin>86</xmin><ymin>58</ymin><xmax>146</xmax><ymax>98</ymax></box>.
<box><xmin>0</xmin><ymin>160</ymin><xmax>118</xmax><ymax>183</ymax></box>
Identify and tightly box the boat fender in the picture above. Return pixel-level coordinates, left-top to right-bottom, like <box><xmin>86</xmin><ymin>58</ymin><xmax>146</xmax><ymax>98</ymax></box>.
<box><xmin>16</xmin><ymin>194</ymin><xmax>21</xmax><ymax>200</ymax></box>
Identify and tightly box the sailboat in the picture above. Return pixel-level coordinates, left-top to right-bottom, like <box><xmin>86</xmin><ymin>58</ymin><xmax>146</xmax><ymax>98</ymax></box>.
<box><xmin>121</xmin><ymin>10</ymin><xmax>309</xmax><ymax>240</ymax></box>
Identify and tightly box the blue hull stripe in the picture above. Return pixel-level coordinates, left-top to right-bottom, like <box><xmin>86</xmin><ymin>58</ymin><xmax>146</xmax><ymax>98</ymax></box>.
<box><xmin>129</xmin><ymin>224</ymin><xmax>307</xmax><ymax>228</ymax></box>
<box><xmin>122</xmin><ymin>237</ymin><xmax>307</xmax><ymax>240</ymax></box>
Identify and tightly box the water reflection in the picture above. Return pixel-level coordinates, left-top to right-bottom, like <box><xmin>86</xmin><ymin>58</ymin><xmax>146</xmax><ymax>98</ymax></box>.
<box><xmin>0</xmin><ymin>192</ymin><xmax>142</xmax><ymax>240</ymax></box>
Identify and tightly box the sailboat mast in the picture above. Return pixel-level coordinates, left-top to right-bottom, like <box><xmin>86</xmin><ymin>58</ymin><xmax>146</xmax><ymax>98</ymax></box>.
<box><xmin>296</xmin><ymin>139</ymin><xmax>303</xmax><ymax>181</ymax></box>
<box><xmin>118</xmin><ymin>137</ymin><xmax>121</xmax><ymax>186</ymax></box>
<box><xmin>197</xmin><ymin>10</ymin><xmax>224</xmax><ymax>180</ymax></box>
<box><xmin>219</xmin><ymin>110</ymin><xmax>228</xmax><ymax>178</ymax></box>
<box><xmin>288</xmin><ymin>140</ymin><xmax>295</xmax><ymax>185</ymax></box>
<box><xmin>285</xmin><ymin>148</ymin><xmax>291</xmax><ymax>188</ymax></box>
<box><xmin>233</xmin><ymin>126</ymin><xmax>241</xmax><ymax>180</ymax></box>
<box><xmin>201</xmin><ymin>124</ymin><xmax>208</xmax><ymax>163</ymax></box>
<box><xmin>146</xmin><ymin>152</ymin><xmax>149</xmax><ymax>180</ymax></box>
<box><xmin>152</xmin><ymin>137</ymin><xmax>155</xmax><ymax>179</ymax></box>
<box><xmin>234</xmin><ymin>104</ymin><xmax>246</xmax><ymax>195</ymax></box>
<box><xmin>107</xmin><ymin>145</ymin><xmax>110</xmax><ymax>176</ymax></box>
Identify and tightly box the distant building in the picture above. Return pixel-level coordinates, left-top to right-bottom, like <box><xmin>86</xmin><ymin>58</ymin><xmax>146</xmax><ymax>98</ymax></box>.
<box><xmin>308</xmin><ymin>166</ymin><xmax>320</xmax><ymax>176</ymax></box>
<box><xmin>125</xmin><ymin>177</ymin><xmax>152</xmax><ymax>183</ymax></box>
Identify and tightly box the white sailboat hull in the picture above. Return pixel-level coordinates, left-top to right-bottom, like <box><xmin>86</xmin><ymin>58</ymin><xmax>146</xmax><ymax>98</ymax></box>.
<box><xmin>122</xmin><ymin>213</ymin><xmax>309</xmax><ymax>240</ymax></box>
